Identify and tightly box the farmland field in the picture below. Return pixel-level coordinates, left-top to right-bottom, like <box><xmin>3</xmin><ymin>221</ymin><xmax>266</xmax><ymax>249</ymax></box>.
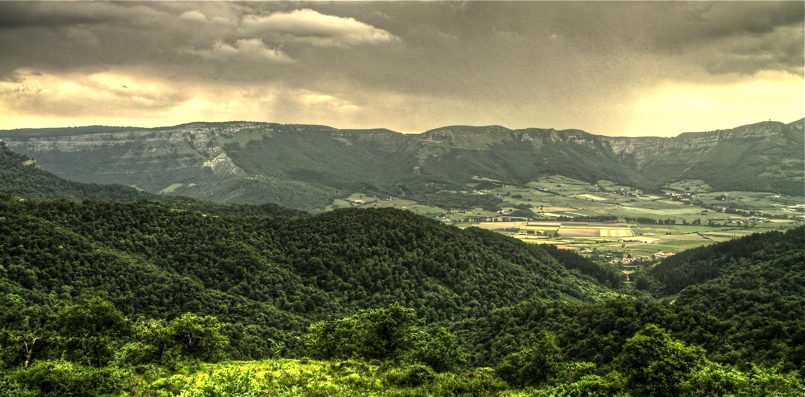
<box><xmin>557</xmin><ymin>228</ymin><xmax>601</xmax><ymax>237</ymax></box>
<box><xmin>599</xmin><ymin>228</ymin><xmax>634</xmax><ymax>237</ymax></box>
<box><xmin>576</xmin><ymin>194</ymin><xmax>606</xmax><ymax>201</ymax></box>
<box><xmin>329</xmin><ymin>174</ymin><xmax>803</xmax><ymax>258</ymax></box>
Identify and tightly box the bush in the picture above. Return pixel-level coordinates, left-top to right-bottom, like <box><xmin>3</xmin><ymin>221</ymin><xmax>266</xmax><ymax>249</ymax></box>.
<box><xmin>1</xmin><ymin>360</ymin><xmax>128</xmax><ymax>397</ymax></box>
<box><xmin>410</xmin><ymin>327</ymin><xmax>467</xmax><ymax>372</ymax></box>
<box><xmin>386</xmin><ymin>364</ymin><xmax>436</xmax><ymax>387</ymax></box>
<box><xmin>432</xmin><ymin>367</ymin><xmax>507</xmax><ymax>397</ymax></box>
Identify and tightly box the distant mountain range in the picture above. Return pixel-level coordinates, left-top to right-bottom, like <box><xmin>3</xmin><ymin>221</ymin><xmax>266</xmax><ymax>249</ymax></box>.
<box><xmin>1</xmin><ymin>119</ymin><xmax>802</xmax><ymax>211</ymax></box>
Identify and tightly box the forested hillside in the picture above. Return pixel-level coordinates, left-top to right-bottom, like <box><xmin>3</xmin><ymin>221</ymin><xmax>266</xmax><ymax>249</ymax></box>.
<box><xmin>0</xmin><ymin>141</ymin><xmax>308</xmax><ymax>218</ymax></box>
<box><xmin>0</xmin><ymin>190</ymin><xmax>802</xmax><ymax>396</ymax></box>
<box><xmin>0</xmin><ymin>152</ymin><xmax>802</xmax><ymax>395</ymax></box>
<box><xmin>0</xmin><ymin>192</ymin><xmax>616</xmax><ymax>357</ymax></box>
<box><xmin>452</xmin><ymin>229</ymin><xmax>805</xmax><ymax>371</ymax></box>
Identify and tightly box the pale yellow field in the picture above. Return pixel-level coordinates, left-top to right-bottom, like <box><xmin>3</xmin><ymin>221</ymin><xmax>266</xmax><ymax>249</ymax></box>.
<box><xmin>600</xmin><ymin>229</ymin><xmax>634</xmax><ymax>237</ymax></box>
<box><xmin>578</xmin><ymin>194</ymin><xmax>606</xmax><ymax>201</ymax></box>
<box><xmin>558</xmin><ymin>228</ymin><xmax>600</xmax><ymax>237</ymax></box>
<box><xmin>556</xmin><ymin>227</ymin><xmax>633</xmax><ymax>237</ymax></box>
<box><xmin>475</xmin><ymin>222</ymin><xmax>528</xmax><ymax>229</ymax></box>
<box><xmin>160</xmin><ymin>183</ymin><xmax>183</xmax><ymax>193</ymax></box>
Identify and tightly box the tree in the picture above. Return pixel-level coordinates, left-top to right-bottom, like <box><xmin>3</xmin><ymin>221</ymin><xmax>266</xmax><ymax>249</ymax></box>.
<box><xmin>166</xmin><ymin>313</ymin><xmax>228</xmax><ymax>362</ymax></box>
<box><xmin>353</xmin><ymin>303</ymin><xmax>419</xmax><ymax>361</ymax></box>
<box><xmin>410</xmin><ymin>327</ymin><xmax>467</xmax><ymax>372</ymax></box>
<box><xmin>117</xmin><ymin>318</ymin><xmax>173</xmax><ymax>366</ymax></box>
<box><xmin>496</xmin><ymin>334</ymin><xmax>561</xmax><ymax>388</ymax></box>
<box><xmin>616</xmin><ymin>324</ymin><xmax>705</xmax><ymax>397</ymax></box>
<box><xmin>306</xmin><ymin>316</ymin><xmax>358</xmax><ymax>360</ymax></box>
<box><xmin>0</xmin><ymin>294</ymin><xmax>30</xmax><ymax>369</ymax></box>
<box><xmin>58</xmin><ymin>291</ymin><xmax>131</xmax><ymax>367</ymax></box>
<box><xmin>306</xmin><ymin>302</ymin><xmax>419</xmax><ymax>361</ymax></box>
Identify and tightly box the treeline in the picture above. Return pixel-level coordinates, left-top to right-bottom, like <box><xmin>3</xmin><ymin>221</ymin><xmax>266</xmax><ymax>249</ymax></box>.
<box><xmin>540</xmin><ymin>245</ymin><xmax>624</xmax><ymax>288</ymax></box>
<box><xmin>451</xmin><ymin>298</ymin><xmax>803</xmax><ymax>374</ymax></box>
<box><xmin>0</xmin><ymin>290</ymin><xmax>237</xmax><ymax>396</ymax></box>
<box><xmin>624</xmin><ymin>217</ymin><xmax>678</xmax><ymax>225</ymax></box>
<box><xmin>555</xmin><ymin>215</ymin><xmax>618</xmax><ymax>222</ymax></box>
<box><xmin>4</xmin><ymin>299</ymin><xmax>801</xmax><ymax>396</ymax></box>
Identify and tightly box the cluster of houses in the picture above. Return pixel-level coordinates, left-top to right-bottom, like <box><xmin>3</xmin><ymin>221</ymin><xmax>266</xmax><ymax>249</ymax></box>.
<box><xmin>616</xmin><ymin>188</ymin><xmax>646</xmax><ymax>198</ymax></box>
<box><xmin>609</xmin><ymin>255</ymin><xmax>652</xmax><ymax>264</ymax></box>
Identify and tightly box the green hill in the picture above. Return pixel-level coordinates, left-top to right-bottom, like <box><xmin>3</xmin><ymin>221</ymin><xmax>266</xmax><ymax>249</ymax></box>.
<box><xmin>0</xmin><ymin>192</ymin><xmax>617</xmax><ymax>360</ymax></box>
<box><xmin>0</xmin><ymin>141</ymin><xmax>308</xmax><ymax>218</ymax></box>
<box><xmin>634</xmin><ymin>227</ymin><xmax>804</xmax><ymax>322</ymax></box>
<box><xmin>0</xmin><ymin>191</ymin><xmax>801</xmax><ymax>395</ymax></box>
<box><xmin>2</xmin><ymin>119</ymin><xmax>801</xmax><ymax>211</ymax></box>
<box><xmin>450</xmin><ymin>227</ymin><xmax>805</xmax><ymax>371</ymax></box>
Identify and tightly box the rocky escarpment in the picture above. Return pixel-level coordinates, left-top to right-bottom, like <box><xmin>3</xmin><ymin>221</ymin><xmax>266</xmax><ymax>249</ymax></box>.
<box><xmin>1</xmin><ymin>119</ymin><xmax>802</xmax><ymax>210</ymax></box>
<box><xmin>599</xmin><ymin>121</ymin><xmax>789</xmax><ymax>169</ymax></box>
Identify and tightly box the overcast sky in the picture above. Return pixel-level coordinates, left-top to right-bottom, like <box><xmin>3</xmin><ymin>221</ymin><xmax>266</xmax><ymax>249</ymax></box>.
<box><xmin>0</xmin><ymin>1</ymin><xmax>802</xmax><ymax>136</ymax></box>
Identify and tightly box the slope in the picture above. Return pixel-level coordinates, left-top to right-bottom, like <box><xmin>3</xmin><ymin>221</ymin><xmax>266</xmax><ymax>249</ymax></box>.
<box><xmin>634</xmin><ymin>227</ymin><xmax>805</xmax><ymax>322</ymax></box>
<box><xmin>2</xmin><ymin>119</ymin><xmax>802</xmax><ymax>212</ymax></box>
<box><xmin>449</xmin><ymin>227</ymin><xmax>805</xmax><ymax>370</ymax></box>
<box><xmin>0</xmin><ymin>193</ymin><xmax>618</xmax><ymax>358</ymax></box>
<box><xmin>0</xmin><ymin>140</ymin><xmax>308</xmax><ymax>218</ymax></box>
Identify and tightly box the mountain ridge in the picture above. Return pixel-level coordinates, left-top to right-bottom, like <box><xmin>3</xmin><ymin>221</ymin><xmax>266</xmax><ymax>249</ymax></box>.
<box><xmin>1</xmin><ymin>119</ymin><xmax>802</xmax><ymax>211</ymax></box>
<box><xmin>2</xmin><ymin>118</ymin><xmax>801</xmax><ymax>139</ymax></box>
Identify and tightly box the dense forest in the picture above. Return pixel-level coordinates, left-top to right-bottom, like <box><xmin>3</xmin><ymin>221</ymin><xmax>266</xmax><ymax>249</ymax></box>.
<box><xmin>0</xmin><ymin>187</ymin><xmax>802</xmax><ymax>395</ymax></box>
<box><xmin>0</xmin><ymin>191</ymin><xmax>616</xmax><ymax>352</ymax></box>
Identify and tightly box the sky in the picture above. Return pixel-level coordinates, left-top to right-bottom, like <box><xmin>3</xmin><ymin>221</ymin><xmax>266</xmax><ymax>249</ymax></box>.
<box><xmin>0</xmin><ymin>1</ymin><xmax>802</xmax><ymax>137</ymax></box>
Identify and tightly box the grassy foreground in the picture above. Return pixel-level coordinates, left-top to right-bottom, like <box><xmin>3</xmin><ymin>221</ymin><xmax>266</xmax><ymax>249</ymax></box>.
<box><xmin>123</xmin><ymin>355</ymin><xmax>802</xmax><ymax>397</ymax></box>
<box><xmin>129</xmin><ymin>358</ymin><xmax>507</xmax><ymax>397</ymax></box>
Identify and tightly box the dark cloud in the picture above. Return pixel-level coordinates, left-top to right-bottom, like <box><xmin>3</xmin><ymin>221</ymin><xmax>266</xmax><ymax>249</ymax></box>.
<box><xmin>0</xmin><ymin>2</ymin><xmax>801</xmax><ymax>135</ymax></box>
<box><xmin>0</xmin><ymin>2</ymin><xmax>168</xmax><ymax>29</ymax></box>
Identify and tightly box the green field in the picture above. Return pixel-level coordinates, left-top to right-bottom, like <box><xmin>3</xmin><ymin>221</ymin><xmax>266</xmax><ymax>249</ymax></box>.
<box><xmin>159</xmin><ymin>183</ymin><xmax>184</xmax><ymax>193</ymax></box>
<box><xmin>327</xmin><ymin>193</ymin><xmax>448</xmax><ymax>218</ymax></box>
<box><xmin>329</xmin><ymin>175</ymin><xmax>803</xmax><ymax>261</ymax></box>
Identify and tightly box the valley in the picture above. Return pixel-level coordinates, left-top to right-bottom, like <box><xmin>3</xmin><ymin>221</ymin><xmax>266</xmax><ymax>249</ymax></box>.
<box><xmin>0</xmin><ymin>119</ymin><xmax>803</xmax><ymax>396</ymax></box>
<box><xmin>2</xmin><ymin>119</ymin><xmax>801</xmax><ymax>268</ymax></box>
<box><xmin>325</xmin><ymin>174</ymin><xmax>803</xmax><ymax>266</ymax></box>
<box><xmin>1</xmin><ymin>2</ymin><xmax>802</xmax><ymax>395</ymax></box>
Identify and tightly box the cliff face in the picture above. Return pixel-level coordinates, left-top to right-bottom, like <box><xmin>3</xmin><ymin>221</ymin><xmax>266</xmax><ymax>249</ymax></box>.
<box><xmin>599</xmin><ymin>121</ymin><xmax>787</xmax><ymax>168</ymax></box>
<box><xmin>1</xmin><ymin>119</ymin><xmax>802</xmax><ymax>210</ymax></box>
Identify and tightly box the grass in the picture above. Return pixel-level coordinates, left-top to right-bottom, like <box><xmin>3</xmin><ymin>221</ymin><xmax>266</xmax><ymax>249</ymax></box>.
<box><xmin>327</xmin><ymin>193</ymin><xmax>447</xmax><ymax>216</ymax></box>
<box><xmin>326</xmin><ymin>175</ymin><xmax>803</xmax><ymax>257</ymax></box>
<box><xmin>132</xmin><ymin>358</ymin><xmax>507</xmax><ymax>397</ymax></box>
<box><xmin>160</xmin><ymin>183</ymin><xmax>184</xmax><ymax>194</ymax></box>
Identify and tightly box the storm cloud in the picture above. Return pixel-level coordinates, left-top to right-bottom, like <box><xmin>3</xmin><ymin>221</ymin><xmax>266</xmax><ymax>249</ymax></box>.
<box><xmin>0</xmin><ymin>2</ymin><xmax>801</xmax><ymax>136</ymax></box>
